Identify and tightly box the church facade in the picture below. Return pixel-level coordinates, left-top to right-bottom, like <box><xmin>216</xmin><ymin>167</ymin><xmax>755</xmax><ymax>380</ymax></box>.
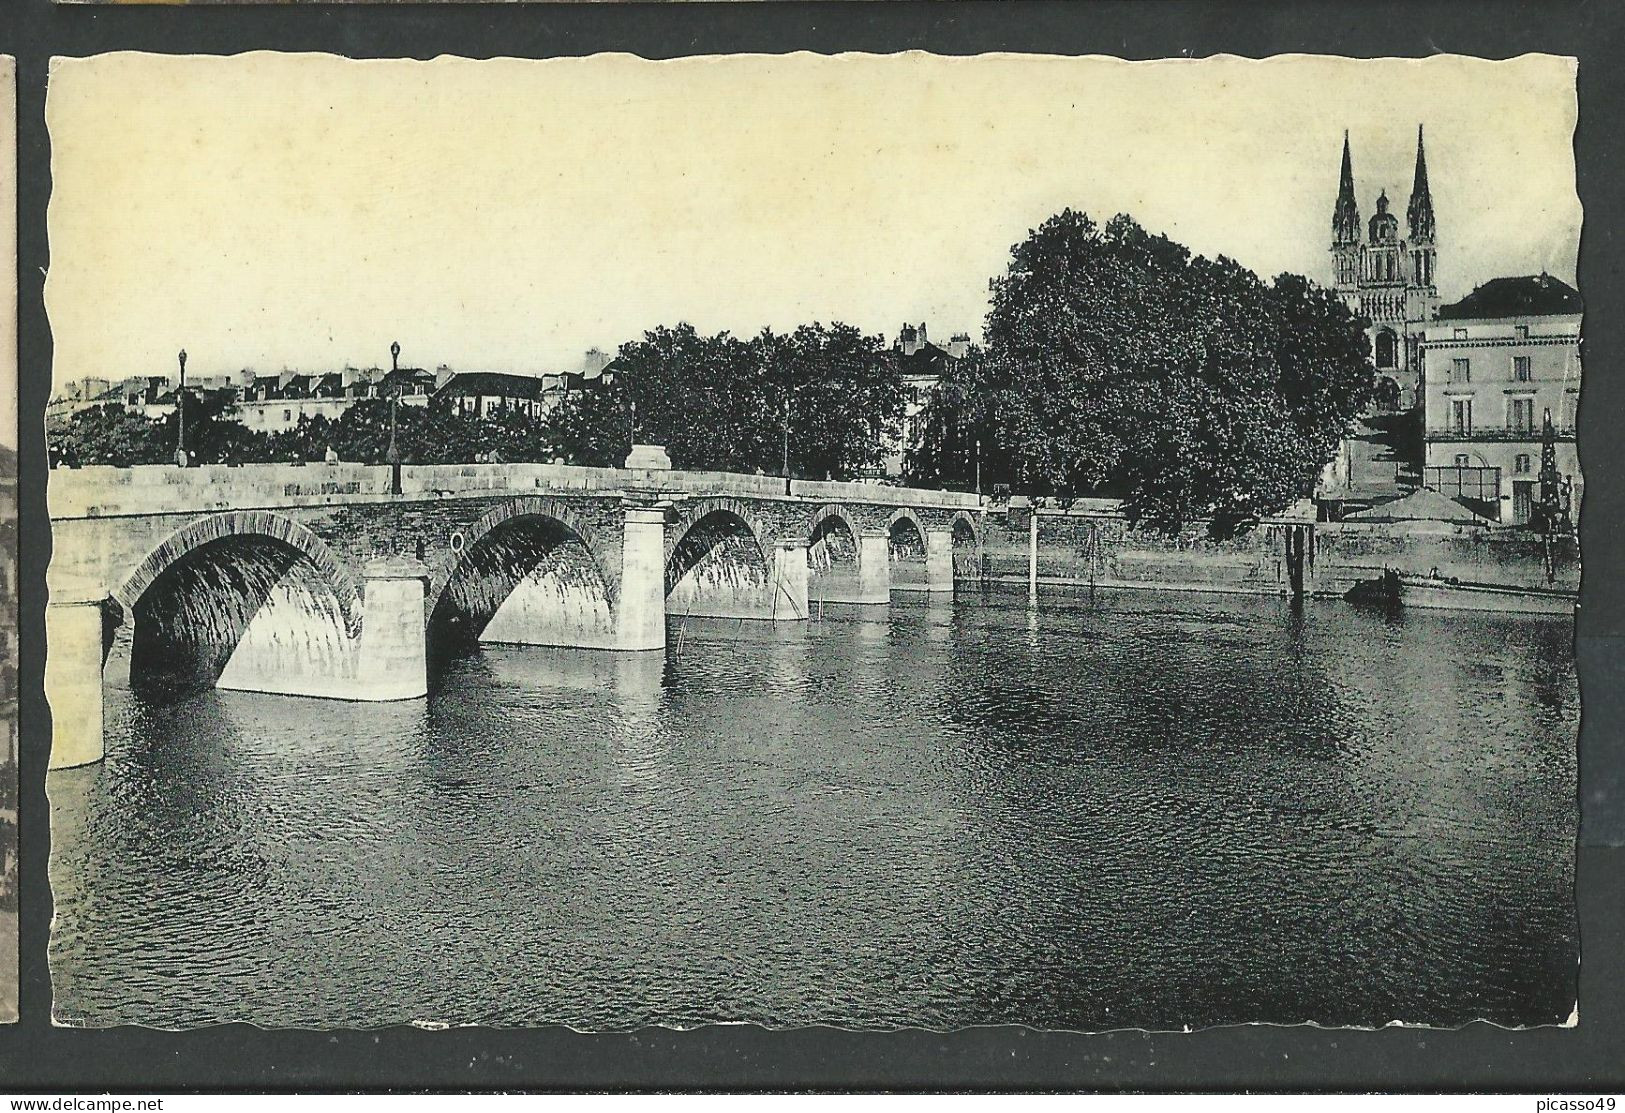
<box><xmin>1330</xmin><ymin>126</ymin><xmax>1439</xmax><ymax>412</ymax></box>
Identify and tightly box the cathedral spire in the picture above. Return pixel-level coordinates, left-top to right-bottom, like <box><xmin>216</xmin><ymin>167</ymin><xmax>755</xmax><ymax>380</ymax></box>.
<box><xmin>1333</xmin><ymin>130</ymin><xmax>1361</xmax><ymax>245</ymax></box>
<box><xmin>1407</xmin><ymin>124</ymin><xmax>1436</xmax><ymax>243</ymax></box>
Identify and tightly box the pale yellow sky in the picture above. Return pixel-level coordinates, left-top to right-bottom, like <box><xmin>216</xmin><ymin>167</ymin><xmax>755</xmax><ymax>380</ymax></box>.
<box><xmin>46</xmin><ymin>51</ymin><xmax>1580</xmax><ymax>386</ymax></box>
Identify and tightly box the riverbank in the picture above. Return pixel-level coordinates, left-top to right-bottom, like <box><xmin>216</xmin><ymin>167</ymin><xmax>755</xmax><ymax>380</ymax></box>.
<box><xmin>974</xmin><ymin>503</ymin><xmax>1579</xmax><ymax>610</ymax></box>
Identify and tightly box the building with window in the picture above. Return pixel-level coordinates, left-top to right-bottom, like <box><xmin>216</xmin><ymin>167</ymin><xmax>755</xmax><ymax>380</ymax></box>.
<box><xmin>435</xmin><ymin>371</ymin><xmax>554</xmax><ymax>419</ymax></box>
<box><xmin>437</xmin><ymin>350</ymin><xmax>618</xmax><ymax>420</ymax></box>
<box><xmin>234</xmin><ymin>367</ymin><xmax>384</xmax><ymax>433</ymax></box>
<box><xmin>1330</xmin><ymin>126</ymin><xmax>1439</xmax><ymax>412</ymax></box>
<box><xmin>1420</xmin><ymin>273</ymin><xmax>1582</xmax><ymax>524</ymax></box>
<box><xmin>879</xmin><ymin>322</ymin><xmax>970</xmax><ymax>478</ymax></box>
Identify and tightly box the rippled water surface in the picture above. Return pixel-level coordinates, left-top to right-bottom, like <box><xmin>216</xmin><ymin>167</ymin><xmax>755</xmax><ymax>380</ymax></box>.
<box><xmin>50</xmin><ymin>588</ymin><xmax>1578</xmax><ymax>1030</ymax></box>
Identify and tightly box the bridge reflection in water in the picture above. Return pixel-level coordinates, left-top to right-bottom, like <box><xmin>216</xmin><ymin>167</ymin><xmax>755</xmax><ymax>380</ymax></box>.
<box><xmin>49</xmin><ymin>588</ymin><xmax>1576</xmax><ymax>1030</ymax></box>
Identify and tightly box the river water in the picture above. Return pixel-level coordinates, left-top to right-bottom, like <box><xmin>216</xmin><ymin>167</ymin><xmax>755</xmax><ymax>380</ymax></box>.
<box><xmin>49</xmin><ymin>587</ymin><xmax>1577</xmax><ymax>1030</ymax></box>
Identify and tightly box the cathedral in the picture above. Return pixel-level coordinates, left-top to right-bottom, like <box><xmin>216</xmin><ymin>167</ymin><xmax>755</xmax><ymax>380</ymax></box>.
<box><xmin>1330</xmin><ymin>126</ymin><xmax>1438</xmax><ymax>411</ymax></box>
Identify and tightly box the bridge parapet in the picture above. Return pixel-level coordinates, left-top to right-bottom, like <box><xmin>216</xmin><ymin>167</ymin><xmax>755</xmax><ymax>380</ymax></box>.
<box><xmin>49</xmin><ymin>462</ymin><xmax>985</xmax><ymax>520</ymax></box>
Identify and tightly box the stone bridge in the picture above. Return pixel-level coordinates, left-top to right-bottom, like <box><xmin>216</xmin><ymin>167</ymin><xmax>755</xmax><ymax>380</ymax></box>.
<box><xmin>46</xmin><ymin>462</ymin><xmax>985</xmax><ymax>768</ymax></box>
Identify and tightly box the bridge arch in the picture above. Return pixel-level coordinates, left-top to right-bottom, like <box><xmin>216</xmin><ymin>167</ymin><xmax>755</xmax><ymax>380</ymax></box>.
<box><xmin>950</xmin><ymin>512</ymin><xmax>982</xmax><ymax>581</ymax></box>
<box><xmin>665</xmin><ymin>497</ymin><xmax>775</xmax><ymax>618</ymax></box>
<box><xmin>665</xmin><ymin>498</ymin><xmax>774</xmax><ymax>571</ymax></box>
<box><xmin>885</xmin><ymin>508</ymin><xmax>930</xmax><ymax>556</ymax></box>
<box><xmin>948</xmin><ymin>510</ymin><xmax>981</xmax><ymax>549</ymax></box>
<box><xmin>806</xmin><ymin>503</ymin><xmax>863</xmax><ymax>578</ymax></box>
<box><xmin>885</xmin><ymin>509</ymin><xmax>930</xmax><ymax>591</ymax></box>
<box><xmin>111</xmin><ymin>510</ymin><xmax>362</xmax><ymax>697</ymax></box>
<box><xmin>429</xmin><ymin>497</ymin><xmax>619</xmax><ymax>606</ymax></box>
<box><xmin>116</xmin><ymin>510</ymin><xmax>360</xmax><ymax>621</ymax></box>
<box><xmin>428</xmin><ymin>497</ymin><xmax>620</xmax><ymax>658</ymax></box>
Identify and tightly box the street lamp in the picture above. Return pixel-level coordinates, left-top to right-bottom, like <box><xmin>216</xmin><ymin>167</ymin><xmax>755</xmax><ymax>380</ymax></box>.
<box><xmin>173</xmin><ymin>349</ymin><xmax>188</xmax><ymax>468</ymax></box>
<box><xmin>386</xmin><ymin>340</ymin><xmax>402</xmax><ymax>495</ymax></box>
<box><xmin>974</xmin><ymin>436</ymin><xmax>982</xmax><ymax>499</ymax></box>
<box><xmin>782</xmin><ymin>389</ymin><xmax>792</xmax><ymax>496</ymax></box>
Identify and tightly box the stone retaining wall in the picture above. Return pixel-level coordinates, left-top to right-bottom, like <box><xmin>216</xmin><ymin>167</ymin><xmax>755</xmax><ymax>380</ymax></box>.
<box><xmin>975</xmin><ymin>506</ymin><xmax>1579</xmax><ymax>598</ymax></box>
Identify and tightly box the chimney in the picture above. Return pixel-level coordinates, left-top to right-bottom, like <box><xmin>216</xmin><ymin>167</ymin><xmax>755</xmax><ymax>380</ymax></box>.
<box><xmin>948</xmin><ymin>333</ymin><xmax>970</xmax><ymax>360</ymax></box>
<box><xmin>584</xmin><ymin>347</ymin><xmax>609</xmax><ymax>376</ymax></box>
<box><xmin>899</xmin><ymin>324</ymin><xmax>920</xmax><ymax>357</ymax></box>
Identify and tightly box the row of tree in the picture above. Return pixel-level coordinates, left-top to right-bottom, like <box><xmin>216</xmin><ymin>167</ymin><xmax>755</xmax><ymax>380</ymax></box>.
<box><xmin>50</xmin><ymin>210</ymin><xmax>1376</xmax><ymax>529</ymax></box>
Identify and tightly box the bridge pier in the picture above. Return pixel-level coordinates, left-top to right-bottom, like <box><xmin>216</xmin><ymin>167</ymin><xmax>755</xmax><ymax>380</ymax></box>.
<box><xmin>616</xmin><ymin>502</ymin><xmax>668</xmax><ymax>651</ymax></box>
<box><xmin>772</xmin><ymin>539</ymin><xmax>810</xmax><ymax>621</ymax></box>
<box><xmin>925</xmin><ymin>530</ymin><xmax>956</xmax><ymax>594</ymax></box>
<box><xmin>212</xmin><ymin>555</ymin><xmax>429</xmax><ymax>702</ymax></box>
<box><xmin>46</xmin><ymin>596</ymin><xmax>107</xmax><ymax>770</ymax></box>
<box><xmin>353</xmin><ymin>557</ymin><xmax>430</xmax><ymax>701</ymax></box>
<box><xmin>856</xmin><ymin>530</ymin><xmax>892</xmax><ymax>603</ymax></box>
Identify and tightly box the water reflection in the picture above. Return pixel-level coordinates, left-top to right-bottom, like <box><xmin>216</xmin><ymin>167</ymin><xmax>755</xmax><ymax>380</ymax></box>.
<box><xmin>50</xmin><ymin>587</ymin><xmax>1576</xmax><ymax>1030</ymax></box>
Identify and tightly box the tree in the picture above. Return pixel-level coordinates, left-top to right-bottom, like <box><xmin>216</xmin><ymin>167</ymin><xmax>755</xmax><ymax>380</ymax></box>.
<box><xmin>903</xmin><ymin>345</ymin><xmax>1012</xmax><ymax>492</ymax></box>
<box><xmin>545</xmin><ymin>376</ymin><xmax>632</xmax><ymax>468</ymax></box>
<box><xmin>928</xmin><ymin>210</ymin><xmax>1372</xmax><ymax>529</ymax></box>
<box><xmin>546</xmin><ymin>322</ymin><xmax>906</xmax><ymax>478</ymax></box>
<box><xmin>49</xmin><ymin>404</ymin><xmax>167</xmax><ymax>467</ymax></box>
<box><xmin>757</xmin><ymin>323</ymin><xmax>905</xmax><ymax>480</ymax></box>
<box><xmin>151</xmin><ymin>390</ymin><xmax>270</xmax><ymax>465</ymax></box>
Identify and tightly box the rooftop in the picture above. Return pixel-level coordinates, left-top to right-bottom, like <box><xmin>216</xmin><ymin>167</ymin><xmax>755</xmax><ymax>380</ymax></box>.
<box><xmin>1439</xmin><ymin>274</ymin><xmax>1582</xmax><ymax>321</ymax></box>
<box><xmin>434</xmin><ymin>370</ymin><xmax>553</xmax><ymax>401</ymax></box>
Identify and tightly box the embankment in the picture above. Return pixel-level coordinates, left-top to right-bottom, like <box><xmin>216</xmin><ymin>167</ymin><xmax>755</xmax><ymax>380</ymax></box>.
<box><xmin>974</xmin><ymin>504</ymin><xmax>1579</xmax><ymax>604</ymax></box>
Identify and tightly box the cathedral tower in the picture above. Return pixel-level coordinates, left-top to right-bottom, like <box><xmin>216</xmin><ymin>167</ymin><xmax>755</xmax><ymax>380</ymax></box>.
<box><xmin>1331</xmin><ymin>131</ymin><xmax>1361</xmax><ymax>295</ymax></box>
<box><xmin>1404</xmin><ymin>124</ymin><xmax>1440</xmax><ymax>337</ymax></box>
<box><xmin>1328</xmin><ymin>127</ymin><xmax>1441</xmax><ymax>412</ymax></box>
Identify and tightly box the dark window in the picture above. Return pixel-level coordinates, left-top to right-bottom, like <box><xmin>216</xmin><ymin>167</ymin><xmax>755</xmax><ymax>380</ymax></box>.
<box><xmin>1452</xmin><ymin>399</ymin><xmax>1472</xmax><ymax>435</ymax></box>
<box><xmin>1375</xmin><ymin>331</ymin><xmax>1398</xmax><ymax>369</ymax></box>
<box><xmin>1509</xmin><ymin>398</ymin><xmax>1535</xmax><ymax>434</ymax></box>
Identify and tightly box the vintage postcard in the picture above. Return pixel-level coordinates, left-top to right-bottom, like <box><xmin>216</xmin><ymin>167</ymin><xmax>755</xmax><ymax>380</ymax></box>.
<box><xmin>2</xmin><ymin>54</ymin><xmax>17</xmax><ymax>1026</ymax></box>
<box><xmin>44</xmin><ymin>51</ymin><xmax>1580</xmax><ymax>1031</ymax></box>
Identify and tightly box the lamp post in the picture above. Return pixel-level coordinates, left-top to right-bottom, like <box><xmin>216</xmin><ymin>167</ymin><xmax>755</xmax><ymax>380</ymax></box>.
<box><xmin>173</xmin><ymin>349</ymin><xmax>188</xmax><ymax>468</ymax></box>
<box><xmin>974</xmin><ymin>436</ymin><xmax>982</xmax><ymax>500</ymax></box>
<box><xmin>386</xmin><ymin>340</ymin><xmax>402</xmax><ymax>495</ymax></box>
<box><xmin>782</xmin><ymin>389</ymin><xmax>792</xmax><ymax>496</ymax></box>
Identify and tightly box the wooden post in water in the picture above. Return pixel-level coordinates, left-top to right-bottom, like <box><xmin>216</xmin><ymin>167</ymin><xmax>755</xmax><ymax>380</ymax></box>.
<box><xmin>1028</xmin><ymin>507</ymin><xmax>1039</xmax><ymax>602</ymax></box>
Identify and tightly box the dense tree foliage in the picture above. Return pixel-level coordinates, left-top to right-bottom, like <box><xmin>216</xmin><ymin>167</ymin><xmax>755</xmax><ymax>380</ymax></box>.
<box><xmin>910</xmin><ymin>211</ymin><xmax>1373</xmax><ymax>529</ymax></box>
<box><xmin>48</xmin><ymin>393</ymin><xmax>261</xmax><ymax>467</ymax></box>
<box><xmin>48</xmin><ymin>404</ymin><xmax>166</xmax><ymax>467</ymax></box>
<box><xmin>293</xmin><ymin>399</ymin><xmax>556</xmax><ymax>465</ymax></box>
<box><xmin>545</xmin><ymin>322</ymin><xmax>905</xmax><ymax>478</ymax></box>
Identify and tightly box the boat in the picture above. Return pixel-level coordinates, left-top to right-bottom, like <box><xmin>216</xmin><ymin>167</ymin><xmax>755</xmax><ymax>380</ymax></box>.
<box><xmin>1343</xmin><ymin>569</ymin><xmax>1575</xmax><ymax>615</ymax></box>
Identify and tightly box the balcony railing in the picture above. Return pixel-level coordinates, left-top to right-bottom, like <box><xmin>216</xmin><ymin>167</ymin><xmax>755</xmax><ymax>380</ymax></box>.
<box><xmin>1425</xmin><ymin>427</ymin><xmax>1575</xmax><ymax>443</ymax></box>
